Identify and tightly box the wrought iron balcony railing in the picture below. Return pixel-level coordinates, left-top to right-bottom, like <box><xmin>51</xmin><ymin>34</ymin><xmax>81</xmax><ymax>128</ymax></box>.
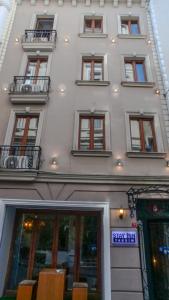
<box><xmin>22</xmin><ymin>30</ymin><xmax>57</xmax><ymax>43</ymax></box>
<box><xmin>0</xmin><ymin>145</ymin><xmax>41</xmax><ymax>170</ymax></box>
<box><xmin>9</xmin><ymin>76</ymin><xmax>50</xmax><ymax>94</ymax></box>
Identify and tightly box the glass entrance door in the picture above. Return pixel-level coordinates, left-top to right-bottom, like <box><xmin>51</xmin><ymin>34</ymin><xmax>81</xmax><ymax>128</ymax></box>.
<box><xmin>149</xmin><ymin>221</ymin><xmax>169</xmax><ymax>300</ymax></box>
<box><xmin>7</xmin><ymin>211</ymin><xmax>101</xmax><ymax>298</ymax></box>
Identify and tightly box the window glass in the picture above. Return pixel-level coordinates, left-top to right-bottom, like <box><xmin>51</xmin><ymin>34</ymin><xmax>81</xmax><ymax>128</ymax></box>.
<box><xmin>79</xmin><ymin>118</ymin><xmax>90</xmax><ymax>150</ymax></box>
<box><xmin>125</xmin><ymin>63</ymin><xmax>134</xmax><ymax>81</ymax></box>
<box><xmin>79</xmin><ymin>117</ymin><xmax>105</xmax><ymax>150</ymax></box>
<box><xmin>83</xmin><ymin>62</ymin><xmax>91</xmax><ymax>80</ymax></box>
<box><xmin>93</xmin><ymin>62</ymin><xmax>102</xmax><ymax>81</ymax></box>
<box><xmin>94</xmin><ymin>119</ymin><xmax>104</xmax><ymax>150</ymax></box>
<box><xmin>143</xmin><ymin>120</ymin><xmax>154</xmax><ymax>152</ymax></box>
<box><xmin>130</xmin><ymin>21</ymin><xmax>139</xmax><ymax>34</ymax></box>
<box><xmin>121</xmin><ymin>21</ymin><xmax>129</xmax><ymax>34</ymax></box>
<box><xmin>136</xmin><ymin>63</ymin><xmax>146</xmax><ymax>82</ymax></box>
<box><xmin>130</xmin><ymin>119</ymin><xmax>141</xmax><ymax>151</ymax></box>
<box><xmin>36</xmin><ymin>18</ymin><xmax>54</xmax><ymax>30</ymax></box>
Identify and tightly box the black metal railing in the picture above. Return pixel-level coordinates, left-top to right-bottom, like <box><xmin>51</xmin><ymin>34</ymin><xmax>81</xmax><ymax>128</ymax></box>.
<box><xmin>0</xmin><ymin>145</ymin><xmax>41</xmax><ymax>170</ymax></box>
<box><xmin>22</xmin><ymin>30</ymin><xmax>57</xmax><ymax>43</ymax></box>
<box><xmin>9</xmin><ymin>76</ymin><xmax>50</xmax><ymax>94</ymax></box>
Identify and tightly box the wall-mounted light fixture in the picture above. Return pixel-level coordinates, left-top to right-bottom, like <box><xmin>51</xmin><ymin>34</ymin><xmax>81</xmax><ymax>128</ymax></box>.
<box><xmin>155</xmin><ymin>88</ymin><xmax>160</xmax><ymax>95</ymax></box>
<box><xmin>119</xmin><ymin>207</ymin><xmax>124</xmax><ymax>219</ymax></box>
<box><xmin>116</xmin><ymin>159</ymin><xmax>123</xmax><ymax>167</ymax></box>
<box><xmin>51</xmin><ymin>157</ymin><xmax>58</xmax><ymax>167</ymax></box>
<box><xmin>166</xmin><ymin>160</ymin><xmax>169</xmax><ymax>167</ymax></box>
<box><xmin>64</xmin><ymin>36</ymin><xmax>70</xmax><ymax>43</ymax></box>
<box><xmin>15</xmin><ymin>37</ymin><xmax>19</xmax><ymax>43</ymax></box>
<box><xmin>111</xmin><ymin>38</ymin><xmax>116</xmax><ymax>44</ymax></box>
<box><xmin>58</xmin><ymin>84</ymin><xmax>66</xmax><ymax>94</ymax></box>
<box><xmin>147</xmin><ymin>39</ymin><xmax>152</xmax><ymax>45</ymax></box>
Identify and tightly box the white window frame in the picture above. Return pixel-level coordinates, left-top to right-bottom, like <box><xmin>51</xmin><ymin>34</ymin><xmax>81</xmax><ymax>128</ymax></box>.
<box><xmin>76</xmin><ymin>53</ymin><xmax>109</xmax><ymax>86</ymax></box>
<box><xmin>79</xmin><ymin>13</ymin><xmax>107</xmax><ymax>38</ymax></box>
<box><xmin>72</xmin><ymin>110</ymin><xmax>112</xmax><ymax>155</ymax></box>
<box><xmin>121</xmin><ymin>54</ymin><xmax>154</xmax><ymax>86</ymax></box>
<box><xmin>117</xmin><ymin>14</ymin><xmax>146</xmax><ymax>39</ymax></box>
<box><xmin>4</xmin><ymin>108</ymin><xmax>45</xmax><ymax>146</ymax></box>
<box><xmin>30</xmin><ymin>12</ymin><xmax>58</xmax><ymax>31</ymax></box>
<box><xmin>125</xmin><ymin>111</ymin><xmax>165</xmax><ymax>155</ymax></box>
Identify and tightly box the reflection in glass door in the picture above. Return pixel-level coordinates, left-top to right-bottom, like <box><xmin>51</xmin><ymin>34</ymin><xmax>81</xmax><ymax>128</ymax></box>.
<box><xmin>7</xmin><ymin>211</ymin><xmax>101</xmax><ymax>298</ymax></box>
<box><xmin>149</xmin><ymin>221</ymin><xmax>169</xmax><ymax>300</ymax></box>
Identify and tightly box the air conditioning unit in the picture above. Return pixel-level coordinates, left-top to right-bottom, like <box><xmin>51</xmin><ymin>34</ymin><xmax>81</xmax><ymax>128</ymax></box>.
<box><xmin>3</xmin><ymin>156</ymin><xmax>19</xmax><ymax>169</ymax></box>
<box><xmin>21</xmin><ymin>84</ymin><xmax>32</xmax><ymax>93</ymax></box>
<box><xmin>3</xmin><ymin>155</ymin><xmax>29</xmax><ymax>169</ymax></box>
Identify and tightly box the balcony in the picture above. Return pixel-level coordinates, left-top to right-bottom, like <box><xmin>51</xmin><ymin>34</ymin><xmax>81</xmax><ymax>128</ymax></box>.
<box><xmin>21</xmin><ymin>30</ymin><xmax>57</xmax><ymax>51</ymax></box>
<box><xmin>9</xmin><ymin>76</ymin><xmax>50</xmax><ymax>104</ymax></box>
<box><xmin>0</xmin><ymin>145</ymin><xmax>41</xmax><ymax>170</ymax></box>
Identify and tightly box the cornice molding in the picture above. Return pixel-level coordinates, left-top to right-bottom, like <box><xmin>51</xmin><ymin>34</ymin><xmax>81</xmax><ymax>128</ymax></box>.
<box><xmin>0</xmin><ymin>170</ymin><xmax>169</xmax><ymax>185</ymax></box>
<box><xmin>16</xmin><ymin>0</ymin><xmax>145</xmax><ymax>7</ymax></box>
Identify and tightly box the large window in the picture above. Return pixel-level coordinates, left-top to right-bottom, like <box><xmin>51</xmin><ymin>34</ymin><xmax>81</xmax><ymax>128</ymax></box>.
<box><xmin>125</xmin><ymin>59</ymin><xmax>147</xmax><ymax>82</ymax></box>
<box><xmin>121</xmin><ymin>18</ymin><xmax>140</xmax><ymax>35</ymax></box>
<box><xmin>82</xmin><ymin>58</ymin><xmax>103</xmax><ymax>81</ymax></box>
<box><xmin>79</xmin><ymin>115</ymin><xmax>105</xmax><ymax>150</ymax></box>
<box><xmin>84</xmin><ymin>16</ymin><xmax>103</xmax><ymax>33</ymax></box>
<box><xmin>12</xmin><ymin>115</ymin><xmax>39</xmax><ymax>148</ymax></box>
<box><xmin>130</xmin><ymin>117</ymin><xmax>157</xmax><ymax>152</ymax></box>
<box><xmin>7</xmin><ymin>211</ymin><xmax>101</xmax><ymax>297</ymax></box>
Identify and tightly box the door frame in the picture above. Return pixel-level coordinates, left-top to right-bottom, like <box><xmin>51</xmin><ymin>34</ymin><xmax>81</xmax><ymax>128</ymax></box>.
<box><xmin>0</xmin><ymin>199</ymin><xmax>111</xmax><ymax>300</ymax></box>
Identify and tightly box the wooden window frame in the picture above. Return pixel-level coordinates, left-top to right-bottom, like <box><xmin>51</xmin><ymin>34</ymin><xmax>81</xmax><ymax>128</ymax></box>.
<box><xmin>84</xmin><ymin>17</ymin><xmax>103</xmax><ymax>33</ymax></box>
<box><xmin>125</xmin><ymin>59</ymin><xmax>147</xmax><ymax>82</ymax></box>
<box><xmin>121</xmin><ymin>18</ymin><xmax>140</xmax><ymax>34</ymax></box>
<box><xmin>82</xmin><ymin>58</ymin><xmax>104</xmax><ymax>81</ymax></box>
<box><xmin>130</xmin><ymin>117</ymin><xmax>157</xmax><ymax>152</ymax></box>
<box><xmin>11</xmin><ymin>115</ymin><xmax>39</xmax><ymax>147</ymax></box>
<box><xmin>78</xmin><ymin>115</ymin><xmax>105</xmax><ymax>150</ymax></box>
<box><xmin>25</xmin><ymin>57</ymin><xmax>48</xmax><ymax>78</ymax></box>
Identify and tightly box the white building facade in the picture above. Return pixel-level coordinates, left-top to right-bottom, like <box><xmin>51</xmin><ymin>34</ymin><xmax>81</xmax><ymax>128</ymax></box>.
<box><xmin>0</xmin><ymin>1</ymin><xmax>169</xmax><ymax>300</ymax></box>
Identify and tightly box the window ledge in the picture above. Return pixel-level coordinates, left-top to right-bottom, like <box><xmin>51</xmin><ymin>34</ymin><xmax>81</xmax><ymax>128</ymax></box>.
<box><xmin>71</xmin><ymin>150</ymin><xmax>112</xmax><ymax>157</ymax></box>
<box><xmin>121</xmin><ymin>81</ymin><xmax>155</xmax><ymax>88</ymax></box>
<box><xmin>75</xmin><ymin>80</ymin><xmax>110</xmax><ymax>86</ymax></box>
<box><xmin>127</xmin><ymin>152</ymin><xmax>166</xmax><ymax>159</ymax></box>
<box><xmin>79</xmin><ymin>33</ymin><xmax>108</xmax><ymax>38</ymax></box>
<box><xmin>117</xmin><ymin>34</ymin><xmax>147</xmax><ymax>39</ymax></box>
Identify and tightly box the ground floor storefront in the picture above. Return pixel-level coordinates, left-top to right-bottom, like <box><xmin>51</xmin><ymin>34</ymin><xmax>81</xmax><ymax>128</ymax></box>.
<box><xmin>0</xmin><ymin>178</ymin><xmax>169</xmax><ymax>300</ymax></box>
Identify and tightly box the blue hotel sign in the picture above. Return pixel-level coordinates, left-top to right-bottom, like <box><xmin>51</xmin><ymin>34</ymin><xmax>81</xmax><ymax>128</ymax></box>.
<box><xmin>111</xmin><ymin>230</ymin><xmax>138</xmax><ymax>247</ymax></box>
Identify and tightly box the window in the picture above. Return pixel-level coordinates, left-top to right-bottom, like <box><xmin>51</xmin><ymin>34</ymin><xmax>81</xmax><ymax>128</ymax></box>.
<box><xmin>82</xmin><ymin>58</ymin><xmax>103</xmax><ymax>81</ymax></box>
<box><xmin>12</xmin><ymin>115</ymin><xmax>39</xmax><ymax>147</ymax></box>
<box><xmin>35</xmin><ymin>18</ymin><xmax>54</xmax><ymax>30</ymax></box>
<box><xmin>79</xmin><ymin>116</ymin><xmax>105</xmax><ymax>150</ymax></box>
<box><xmin>124</xmin><ymin>59</ymin><xmax>147</xmax><ymax>82</ymax></box>
<box><xmin>130</xmin><ymin>117</ymin><xmax>157</xmax><ymax>152</ymax></box>
<box><xmin>26</xmin><ymin>57</ymin><xmax>48</xmax><ymax>78</ymax></box>
<box><xmin>84</xmin><ymin>16</ymin><xmax>103</xmax><ymax>33</ymax></box>
<box><xmin>121</xmin><ymin>18</ymin><xmax>140</xmax><ymax>35</ymax></box>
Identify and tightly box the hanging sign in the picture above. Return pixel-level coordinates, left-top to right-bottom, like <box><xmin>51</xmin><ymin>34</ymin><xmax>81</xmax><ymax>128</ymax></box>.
<box><xmin>111</xmin><ymin>230</ymin><xmax>138</xmax><ymax>247</ymax></box>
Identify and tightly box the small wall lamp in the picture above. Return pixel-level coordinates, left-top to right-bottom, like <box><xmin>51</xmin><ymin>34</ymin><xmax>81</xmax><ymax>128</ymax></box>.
<box><xmin>155</xmin><ymin>88</ymin><xmax>160</xmax><ymax>95</ymax></box>
<box><xmin>51</xmin><ymin>157</ymin><xmax>58</xmax><ymax>167</ymax></box>
<box><xmin>166</xmin><ymin>160</ymin><xmax>169</xmax><ymax>167</ymax></box>
<box><xmin>119</xmin><ymin>207</ymin><xmax>124</xmax><ymax>219</ymax></box>
<box><xmin>116</xmin><ymin>159</ymin><xmax>123</xmax><ymax>167</ymax></box>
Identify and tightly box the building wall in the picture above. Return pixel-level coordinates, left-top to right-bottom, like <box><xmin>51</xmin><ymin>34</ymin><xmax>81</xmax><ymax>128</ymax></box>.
<box><xmin>0</xmin><ymin>1</ymin><xmax>168</xmax><ymax>300</ymax></box>
<box><xmin>0</xmin><ymin>0</ymin><xmax>168</xmax><ymax>176</ymax></box>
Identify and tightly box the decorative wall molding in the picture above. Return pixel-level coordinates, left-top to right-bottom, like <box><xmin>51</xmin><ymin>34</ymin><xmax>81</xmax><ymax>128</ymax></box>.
<box><xmin>15</xmin><ymin>0</ymin><xmax>146</xmax><ymax>6</ymax></box>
